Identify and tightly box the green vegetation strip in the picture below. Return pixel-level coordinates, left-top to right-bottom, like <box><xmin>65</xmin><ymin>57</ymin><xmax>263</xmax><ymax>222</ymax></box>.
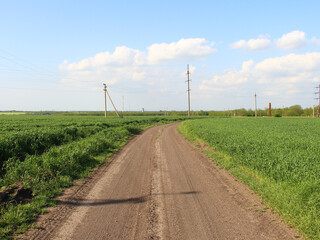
<box><xmin>179</xmin><ymin>118</ymin><xmax>320</xmax><ymax>240</ymax></box>
<box><xmin>0</xmin><ymin>115</ymin><xmax>187</xmax><ymax>239</ymax></box>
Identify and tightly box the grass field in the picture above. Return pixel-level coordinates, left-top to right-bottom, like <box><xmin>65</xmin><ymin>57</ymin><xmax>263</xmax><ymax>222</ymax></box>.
<box><xmin>0</xmin><ymin>115</ymin><xmax>187</xmax><ymax>239</ymax></box>
<box><xmin>179</xmin><ymin>118</ymin><xmax>320</xmax><ymax>240</ymax></box>
<box><xmin>0</xmin><ymin>112</ymin><xmax>27</xmax><ymax>115</ymax></box>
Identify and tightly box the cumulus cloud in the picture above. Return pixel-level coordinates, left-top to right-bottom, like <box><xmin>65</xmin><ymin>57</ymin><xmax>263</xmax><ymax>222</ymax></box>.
<box><xmin>230</xmin><ymin>36</ymin><xmax>271</xmax><ymax>50</ymax></box>
<box><xmin>60</xmin><ymin>38</ymin><xmax>215</xmax><ymax>71</ymax></box>
<box><xmin>200</xmin><ymin>60</ymin><xmax>254</xmax><ymax>90</ymax></box>
<box><xmin>59</xmin><ymin>46</ymin><xmax>145</xmax><ymax>72</ymax></box>
<box><xmin>59</xmin><ymin>38</ymin><xmax>215</xmax><ymax>89</ymax></box>
<box><xmin>148</xmin><ymin>38</ymin><xmax>216</xmax><ymax>63</ymax></box>
<box><xmin>254</xmin><ymin>52</ymin><xmax>320</xmax><ymax>83</ymax></box>
<box><xmin>276</xmin><ymin>30</ymin><xmax>306</xmax><ymax>50</ymax></box>
<box><xmin>200</xmin><ymin>52</ymin><xmax>320</xmax><ymax>94</ymax></box>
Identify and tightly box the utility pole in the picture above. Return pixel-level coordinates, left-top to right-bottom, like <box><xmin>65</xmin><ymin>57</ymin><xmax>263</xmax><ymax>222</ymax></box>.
<box><xmin>186</xmin><ymin>64</ymin><xmax>191</xmax><ymax>117</ymax></box>
<box><xmin>315</xmin><ymin>84</ymin><xmax>320</xmax><ymax>117</ymax></box>
<box><xmin>103</xmin><ymin>83</ymin><xmax>107</xmax><ymax>119</ymax></box>
<box><xmin>254</xmin><ymin>93</ymin><xmax>257</xmax><ymax>118</ymax></box>
<box><xmin>104</xmin><ymin>84</ymin><xmax>120</xmax><ymax>118</ymax></box>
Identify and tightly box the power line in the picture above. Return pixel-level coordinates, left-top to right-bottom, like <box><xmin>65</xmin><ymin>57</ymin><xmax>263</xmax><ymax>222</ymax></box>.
<box><xmin>0</xmin><ymin>49</ymin><xmax>72</xmax><ymax>85</ymax></box>
<box><xmin>0</xmin><ymin>49</ymin><xmax>59</xmax><ymax>77</ymax></box>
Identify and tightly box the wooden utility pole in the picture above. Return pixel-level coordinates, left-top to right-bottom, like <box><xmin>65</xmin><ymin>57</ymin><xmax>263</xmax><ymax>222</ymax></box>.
<box><xmin>187</xmin><ymin>64</ymin><xmax>191</xmax><ymax>117</ymax></box>
<box><xmin>103</xmin><ymin>83</ymin><xmax>107</xmax><ymax>118</ymax></box>
<box><xmin>254</xmin><ymin>93</ymin><xmax>257</xmax><ymax>118</ymax></box>
<box><xmin>105</xmin><ymin>85</ymin><xmax>120</xmax><ymax>117</ymax></box>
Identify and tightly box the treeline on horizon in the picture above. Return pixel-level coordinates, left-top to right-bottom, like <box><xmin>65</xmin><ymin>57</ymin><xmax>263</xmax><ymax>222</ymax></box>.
<box><xmin>1</xmin><ymin>104</ymin><xmax>317</xmax><ymax>117</ymax></box>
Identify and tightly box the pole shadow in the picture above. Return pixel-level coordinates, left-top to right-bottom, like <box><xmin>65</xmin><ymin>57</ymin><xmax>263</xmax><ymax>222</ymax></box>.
<box><xmin>58</xmin><ymin>191</ymin><xmax>201</xmax><ymax>207</ymax></box>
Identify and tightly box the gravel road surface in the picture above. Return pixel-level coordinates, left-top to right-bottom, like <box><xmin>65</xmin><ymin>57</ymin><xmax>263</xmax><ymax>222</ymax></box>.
<box><xmin>24</xmin><ymin>123</ymin><xmax>299</xmax><ymax>240</ymax></box>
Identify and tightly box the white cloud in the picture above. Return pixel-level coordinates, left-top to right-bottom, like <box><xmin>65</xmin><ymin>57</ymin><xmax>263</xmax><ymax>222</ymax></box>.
<box><xmin>148</xmin><ymin>38</ymin><xmax>216</xmax><ymax>63</ymax></box>
<box><xmin>200</xmin><ymin>52</ymin><xmax>320</xmax><ymax>94</ymax></box>
<box><xmin>200</xmin><ymin>60</ymin><xmax>253</xmax><ymax>90</ymax></box>
<box><xmin>311</xmin><ymin>37</ymin><xmax>320</xmax><ymax>45</ymax></box>
<box><xmin>230</xmin><ymin>36</ymin><xmax>271</xmax><ymax>50</ymax></box>
<box><xmin>242</xmin><ymin>60</ymin><xmax>254</xmax><ymax>71</ymax></box>
<box><xmin>255</xmin><ymin>53</ymin><xmax>320</xmax><ymax>81</ymax></box>
<box><xmin>60</xmin><ymin>38</ymin><xmax>215</xmax><ymax>71</ymax></box>
<box><xmin>264</xmin><ymin>90</ymin><xmax>277</xmax><ymax>96</ymax></box>
<box><xmin>59</xmin><ymin>38</ymin><xmax>215</xmax><ymax>89</ymax></box>
<box><xmin>189</xmin><ymin>65</ymin><xmax>196</xmax><ymax>74</ymax></box>
<box><xmin>201</xmin><ymin>68</ymin><xmax>249</xmax><ymax>88</ymax></box>
<box><xmin>276</xmin><ymin>30</ymin><xmax>306</xmax><ymax>50</ymax></box>
<box><xmin>59</xmin><ymin>46</ymin><xmax>144</xmax><ymax>72</ymax></box>
<box><xmin>132</xmin><ymin>71</ymin><xmax>146</xmax><ymax>81</ymax></box>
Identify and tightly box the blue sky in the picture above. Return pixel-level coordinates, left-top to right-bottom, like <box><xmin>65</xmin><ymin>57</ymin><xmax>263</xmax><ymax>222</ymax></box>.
<box><xmin>1</xmin><ymin>0</ymin><xmax>320</xmax><ymax>111</ymax></box>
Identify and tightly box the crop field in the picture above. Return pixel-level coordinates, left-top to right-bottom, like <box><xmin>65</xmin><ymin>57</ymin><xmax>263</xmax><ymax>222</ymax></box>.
<box><xmin>179</xmin><ymin>117</ymin><xmax>320</xmax><ymax>239</ymax></box>
<box><xmin>0</xmin><ymin>113</ymin><xmax>26</xmax><ymax>115</ymax></box>
<box><xmin>0</xmin><ymin>115</ymin><xmax>186</xmax><ymax>238</ymax></box>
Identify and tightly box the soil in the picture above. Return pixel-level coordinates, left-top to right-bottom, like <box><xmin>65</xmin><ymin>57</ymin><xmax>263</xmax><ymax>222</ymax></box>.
<box><xmin>0</xmin><ymin>184</ymin><xmax>33</xmax><ymax>205</ymax></box>
<box><xmin>20</xmin><ymin>123</ymin><xmax>301</xmax><ymax>240</ymax></box>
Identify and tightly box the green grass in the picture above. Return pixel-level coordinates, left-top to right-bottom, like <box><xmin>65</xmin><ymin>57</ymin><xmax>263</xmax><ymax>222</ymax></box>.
<box><xmin>0</xmin><ymin>115</ymin><xmax>187</xmax><ymax>239</ymax></box>
<box><xmin>179</xmin><ymin>117</ymin><xmax>320</xmax><ymax>240</ymax></box>
<box><xmin>0</xmin><ymin>112</ymin><xmax>26</xmax><ymax>115</ymax></box>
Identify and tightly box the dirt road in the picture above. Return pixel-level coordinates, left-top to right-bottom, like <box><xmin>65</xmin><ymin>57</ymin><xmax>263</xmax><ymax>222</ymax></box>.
<box><xmin>25</xmin><ymin>123</ymin><xmax>299</xmax><ymax>240</ymax></box>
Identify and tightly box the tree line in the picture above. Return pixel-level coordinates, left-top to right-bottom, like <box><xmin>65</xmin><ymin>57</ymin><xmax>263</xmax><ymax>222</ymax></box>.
<box><xmin>169</xmin><ymin>105</ymin><xmax>316</xmax><ymax>117</ymax></box>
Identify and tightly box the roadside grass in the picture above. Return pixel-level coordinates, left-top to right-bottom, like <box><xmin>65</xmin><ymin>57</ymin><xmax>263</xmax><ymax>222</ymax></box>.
<box><xmin>0</xmin><ymin>116</ymin><xmax>187</xmax><ymax>239</ymax></box>
<box><xmin>178</xmin><ymin>118</ymin><xmax>320</xmax><ymax>240</ymax></box>
<box><xmin>0</xmin><ymin>127</ymin><xmax>130</xmax><ymax>239</ymax></box>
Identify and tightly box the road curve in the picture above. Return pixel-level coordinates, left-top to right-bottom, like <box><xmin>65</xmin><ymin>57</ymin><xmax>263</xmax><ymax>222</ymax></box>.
<box><xmin>26</xmin><ymin>123</ymin><xmax>299</xmax><ymax>240</ymax></box>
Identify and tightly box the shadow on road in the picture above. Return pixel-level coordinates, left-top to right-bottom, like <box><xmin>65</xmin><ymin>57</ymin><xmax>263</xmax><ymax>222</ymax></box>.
<box><xmin>58</xmin><ymin>191</ymin><xmax>201</xmax><ymax>207</ymax></box>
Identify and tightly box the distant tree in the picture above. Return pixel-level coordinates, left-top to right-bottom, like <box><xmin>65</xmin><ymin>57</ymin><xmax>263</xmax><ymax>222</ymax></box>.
<box><xmin>273</xmin><ymin>108</ymin><xmax>283</xmax><ymax>117</ymax></box>
<box><xmin>285</xmin><ymin>105</ymin><xmax>303</xmax><ymax>116</ymax></box>
<box><xmin>198</xmin><ymin>110</ymin><xmax>209</xmax><ymax>116</ymax></box>
<box><xmin>238</xmin><ymin>108</ymin><xmax>247</xmax><ymax>116</ymax></box>
<box><xmin>246</xmin><ymin>109</ymin><xmax>255</xmax><ymax>117</ymax></box>
<box><xmin>303</xmin><ymin>107</ymin><xmax>313</xmax><ymax>117</ymax></box>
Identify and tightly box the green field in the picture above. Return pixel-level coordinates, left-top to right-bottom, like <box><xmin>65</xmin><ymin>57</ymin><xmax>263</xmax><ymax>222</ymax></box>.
<box><xmin>0</xmin><ymin>112</ymin><xmax>27</xmax><ymax>115</ymax></box>
<box><xmin>2</xmin><ymin>115</ymin><xmax>320</xmax><ymax>239</ymax></box>
<box><xmin>179</xmin><ymin>118</ymin><xmax>320</xmax><ymax>240</ymax></box>
<box><xmin>0</xmin><ymin>115</ymin><xmax>187</xmax><ymax>239</ymax></box>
